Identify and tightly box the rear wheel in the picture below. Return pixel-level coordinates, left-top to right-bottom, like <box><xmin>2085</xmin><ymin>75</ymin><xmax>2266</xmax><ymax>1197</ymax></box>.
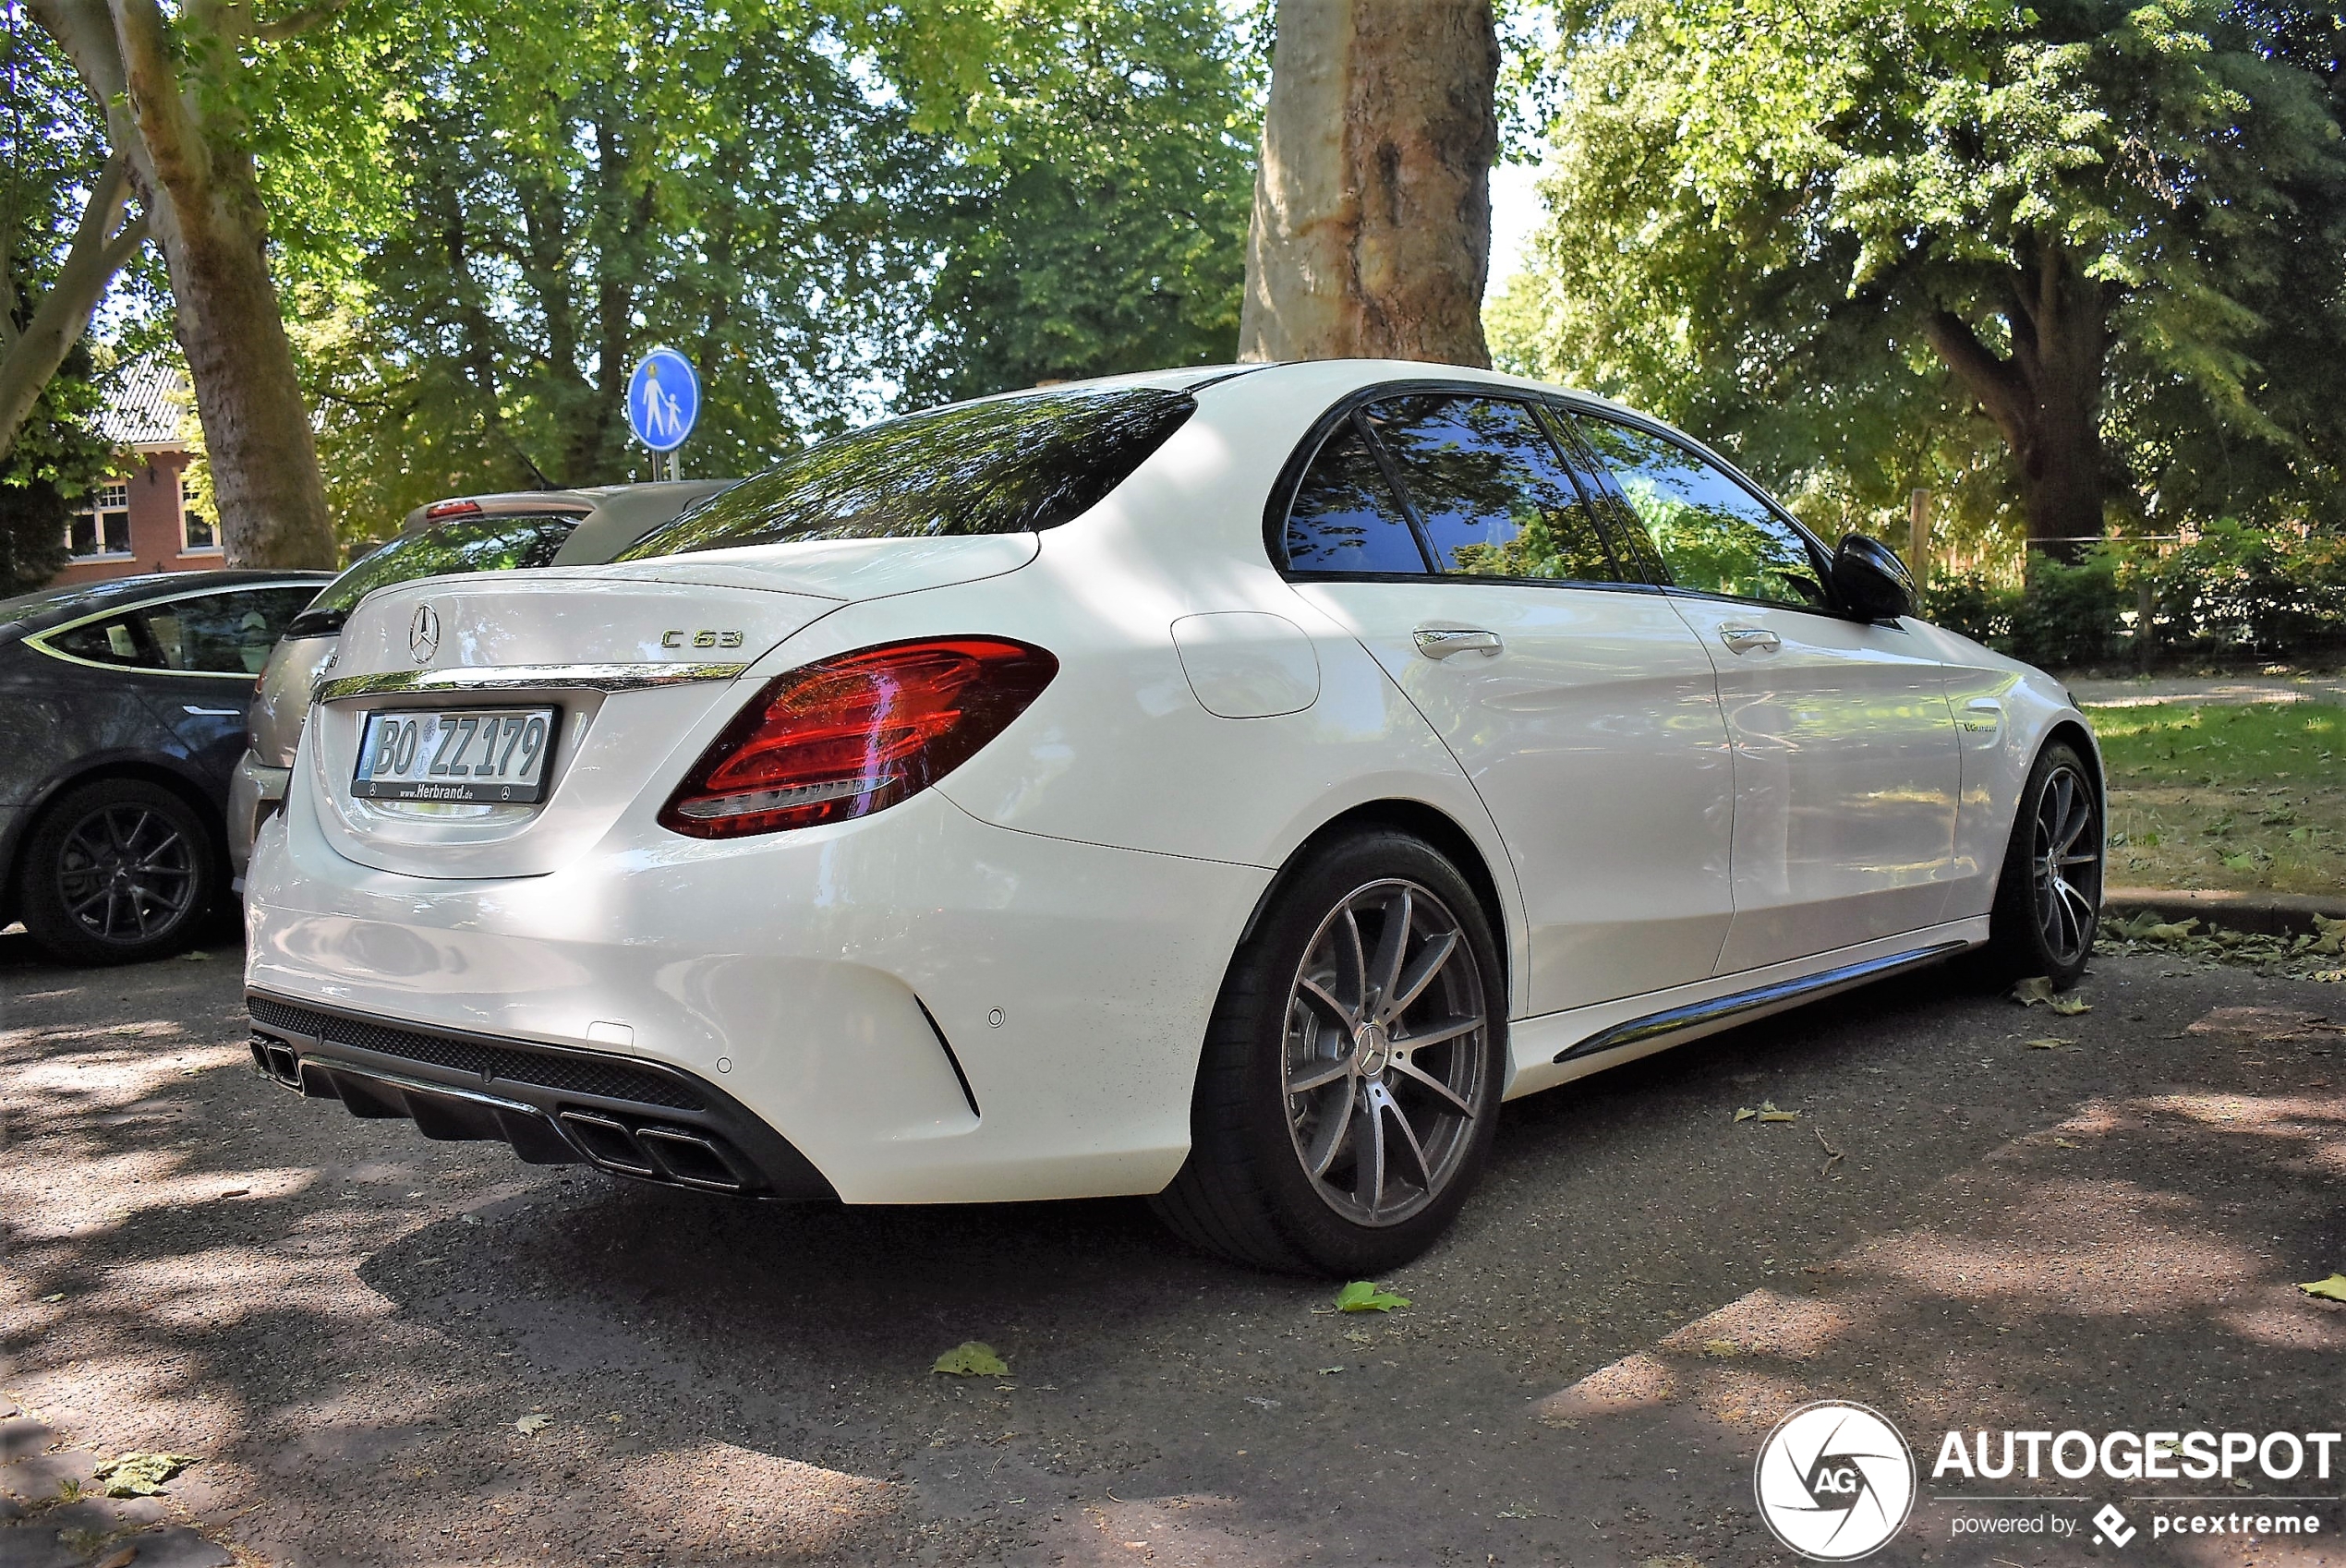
<box><xmin>1981</xmin><ymin>741</ymin><xmax>2102</xmax><ymax>988</ymax></box>
<box><xmin>1152</xmin><ymin>832</ymin><xmax>1505</xmax><ymax>1275</ymax></box>
<box><xmin>17</xmin><ymin>778</ymin><xmax>217</xmax><ymax>966</ymax></box>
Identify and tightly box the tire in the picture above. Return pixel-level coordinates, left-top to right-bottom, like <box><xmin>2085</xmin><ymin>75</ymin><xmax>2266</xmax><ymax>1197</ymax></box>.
<box><xmin>16</xmin><ymin>777</ymin><xmax>218</xmax><ymax>966</ymax></box>
<box><xmin>1151</xmin><ymin>831</ymin><xmax>1506</xmax><ymax>1276</ymax></box>
<box><xmin>1979</xmin><ymin>740</ymin><xmax>2103</xmax><ymax>989</ymax></box>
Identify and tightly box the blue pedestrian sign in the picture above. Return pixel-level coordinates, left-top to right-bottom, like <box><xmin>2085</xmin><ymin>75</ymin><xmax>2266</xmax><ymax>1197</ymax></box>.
<box><xmin>626</xmin><ymin>347</ymin><xmax>699</xmax><ymax>452</ymax></box>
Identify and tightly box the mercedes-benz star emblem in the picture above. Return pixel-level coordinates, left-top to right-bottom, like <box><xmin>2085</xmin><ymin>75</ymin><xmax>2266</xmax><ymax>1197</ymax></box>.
<box><xmin>409</xmin><ymin>604</ymin><xmax>441</xmax><ymax>664</ymax></box>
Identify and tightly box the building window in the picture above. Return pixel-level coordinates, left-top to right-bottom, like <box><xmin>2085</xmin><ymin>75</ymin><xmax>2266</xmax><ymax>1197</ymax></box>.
<box><xmin>179</xmin><ymin>474</ymin><xmax>219</xmax><ymax>552</ymax></box>
<box><xmin>67</xmin><ymin>483</ymin><xmax>132</xmax><ymax>559</ymax></box>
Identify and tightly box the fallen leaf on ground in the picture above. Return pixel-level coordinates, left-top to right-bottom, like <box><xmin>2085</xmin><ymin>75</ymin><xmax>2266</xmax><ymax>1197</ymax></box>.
<box><xmin>1733</xmin><ymin>1106</ymin><xmax>1756</xmax><ymax>1122</ymax></box>
<box><xmin>1701</xmin><ymin>1339</ymin><xmax>1741</xmax><ymax>1358</ymax></box>
<box><xmin>91</xmin><ymin>1453</ymin><xmax>197</xmax><ymax>1496</ymax></box>
<box><xmin>1336</xmin><ymin>1281</ymin><xmax>1410</xmax><ymax>1312</ymax></box>
<box><xmin>39</xmin><ymin>1293</ymin><xmax>63</xmax><ymax>1303</ymax></box>
<box><xmin>179</xmin><ymin>949</ymin><xmax>212</xmax><ymax>961</ymax></box>
<box><xmin>932</xmin><ymin>1342</ymin><xmax>1010</xmax><ymax>1377</ymax></box>
<box><xmin>2053</xmin><ymin>1138</ymin><xmax>2081</xmax><ymax>1149</ymax></box>
<box><xmin>1317</xmin><ymin>1366</ymin><xmax>1345</xmax><ymax>1374</ymax></box>
<box><xmin>2026</xmin><ymin>1038</ymin><xmax>2074</xmax><ymax>1050</ymax></box>
<box><xmin>2010</xmin><ymin>977</ymin><xmax>2055</xmax><ymax>1006</ymax></box>
<box><xmin>91</xmin><ymin>1546</ymin><xmax>138</xmax><ymax>1568</ymax></box>
<box><xmin>1756</xmin><ymin>1101</ymin><xmax>1800</xmax><ymax>1123</ymax></box>
<box><xmin>514</xmin><ymin>1414</ymin><xmax>551</xmax><ymax>1436</ymax></box>
<box><xmin>2147</xmin><ymin>920</ymin><xmax>2200</xmax><ymax>941</ymax></box>
<box><xmin>2048</xmin><ymin>995</ymin><xmax>2092</xmax><ymax>1016</ymax></box>
<box><xmin>2300</xmin><ymin>1275</ymin><xmax>2346</xmax><ymax>1303</ymax></box>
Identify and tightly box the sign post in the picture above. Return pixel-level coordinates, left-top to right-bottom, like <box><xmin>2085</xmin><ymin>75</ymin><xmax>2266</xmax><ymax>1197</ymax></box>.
<box><xmin>626</xmin><ymin>346</ymin><xmax>700</xmax><ymax>480</ymax></box>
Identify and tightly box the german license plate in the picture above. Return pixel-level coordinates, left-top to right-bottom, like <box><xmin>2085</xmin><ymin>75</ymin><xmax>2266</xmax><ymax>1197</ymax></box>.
<box><xmin>352</xmin><ymin>707</ymin><xmax>558</xmax><ymax>803</ymax></box>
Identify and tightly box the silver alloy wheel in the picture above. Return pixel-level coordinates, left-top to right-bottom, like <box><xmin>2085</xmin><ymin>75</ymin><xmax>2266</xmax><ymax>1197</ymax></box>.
<box><xmin>1282</xmin><ymin>878</ymin><xmax>1490</xmax><ymax>1227</ymax></box>
<box><xmin>2030</xmin><ymin>763</ymin><xmax>2100</xmax><ymax>967</ymax></box>
<box><xmin>57</xmin><ymin>804</ymin><xmax>199</xmax><ymax>946</ymax></box>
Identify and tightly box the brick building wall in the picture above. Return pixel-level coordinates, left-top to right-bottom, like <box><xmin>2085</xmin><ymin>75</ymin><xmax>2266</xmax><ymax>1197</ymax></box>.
<box><xmin>49</xmin><ymin>357</ymin><xmax>224</xmax><ymax>587</ymax></box>
<box><xmin>52</xmin><ymin>448</ymin><xmax>221</xmax><ymax>586</ymax></box>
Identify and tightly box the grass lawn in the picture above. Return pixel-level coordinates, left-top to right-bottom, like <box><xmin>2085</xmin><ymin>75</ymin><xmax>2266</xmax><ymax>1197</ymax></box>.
<box><xmin>2087</xmin><ymin>701</ymin><xmax>2346</xmax><ymax>896</ymax></box>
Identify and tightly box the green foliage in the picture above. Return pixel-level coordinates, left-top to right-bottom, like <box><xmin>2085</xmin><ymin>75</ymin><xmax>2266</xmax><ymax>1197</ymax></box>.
<box><xmin>2006</xmin><ymin>551</ymin><xmax>2128</xmax><ymax>669</ymax></box>
<box><xmin>894</xmin><ymin>0</ymin><xmax>1260</xmax><ymax>404</ymax></box>
<box><xmin>304</xmin><ymin>0</ymin><xmax>943</xmax><ymax>546</ymax></box>
<box><xmin>1919</xmin><ymin>527</ymin><xmax>2346</xmax><ymax>667</ymax></box>
<box><xmin>1497</xmin><ymin>0</ymin><xmax>2346</xmax><ymax>549</ymax></box>
<box><xmin>2140</xmin><ymin>521</ymin><xmax>2346</xmax><ymax>657</ymax></box>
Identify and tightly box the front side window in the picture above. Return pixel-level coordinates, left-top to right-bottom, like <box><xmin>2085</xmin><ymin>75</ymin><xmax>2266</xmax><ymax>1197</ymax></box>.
<box><xmin>144</xmin><ymin>587</ymin><xmax>314</xmax><ymax>673</ymax></box>
<box><xmin>67</xmin><ymin>483</ymin><xmax>131</xmax><ymax>559</ymax></box>
<box><xmin>619</xmin><ymin>387</ymin><xmax>1197</xmax><ymax>560</ymax></box>
<box><xmin>1570</xmin><ymin>416</ymin><xmax>1827</xmax><ymax>608</ymax></box>
<box><xmin>1282</xmin><ymin>420</ymin><xmax>1429</xmax><ymax>575</ymax></box>
<box><xmin>1363</xmin><ymin>396</ymin><xmax>1624</xmax><ymax>584</ymax></box>
<box><xmin>294</xmin><ymin>513</ymin><xmax>579</xmax><ymax>634</ymax></box>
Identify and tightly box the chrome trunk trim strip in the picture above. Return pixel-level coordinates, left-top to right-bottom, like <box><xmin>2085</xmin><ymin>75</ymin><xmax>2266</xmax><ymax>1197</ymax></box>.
<box><xmin>1552</xmin><ymin>940</ymin><xmax>1969</xmax><ymax>1065</ymax></box>
<box><xmin>315</xmin><ymin>661</ymin><xmax>750</xmax><ymax>704</ymax></box>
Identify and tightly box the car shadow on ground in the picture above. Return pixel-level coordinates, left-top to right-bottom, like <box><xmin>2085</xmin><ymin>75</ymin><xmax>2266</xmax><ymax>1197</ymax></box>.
<box><xmin>6</xmin><ymin>935</ymin><xmax>2344</xmax><ymax>1564</ymax></box>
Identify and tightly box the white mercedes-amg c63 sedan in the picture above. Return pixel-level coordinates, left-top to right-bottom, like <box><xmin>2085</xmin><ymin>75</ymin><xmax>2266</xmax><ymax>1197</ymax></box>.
<box><xmin>245</xmin><ymin>359</ymin><xmax>2103</xmax><ymax>1274</ymax></box>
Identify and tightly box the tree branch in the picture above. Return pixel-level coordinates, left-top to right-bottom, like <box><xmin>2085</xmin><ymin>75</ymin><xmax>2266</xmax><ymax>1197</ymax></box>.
<box><xmin>0</xmin><ymin>150</ymin><xmax>150</xmax><ymax>465</ymax></box>
<box><xmin>256</xmin><ymin>0</ymin><xmax>347</xmax><ymax>42</ymax></box>
<box><xmin>1923</xmin><ymin>309</ymin><xmax>2032</xmax><ymax>450</ymax></box>
<box><xmin>111</xmin><ymin>0</ymin><xmax>209</xmax><ymax>201</ymax></box>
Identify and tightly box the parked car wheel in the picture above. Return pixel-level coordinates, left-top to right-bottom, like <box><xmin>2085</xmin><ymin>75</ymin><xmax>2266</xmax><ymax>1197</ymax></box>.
<box><xmin>1982</xmin><ymin>741</ymin><xmax>2103</xmax><ymax>989</ymax></box>
<box><xmin>1153</xmin><ymin>831</ymin><xmax>1505</xmax><ymax>1275</ymax></box>
<box><xmin>17</xmin><ymin>778</ymin><xmax>217</xmax><ymax>965</ymax></box>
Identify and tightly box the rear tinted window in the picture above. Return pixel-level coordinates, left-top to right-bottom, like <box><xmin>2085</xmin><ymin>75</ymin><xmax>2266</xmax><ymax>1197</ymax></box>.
<box><xmin>615</xmin><ymin>388</ymin><xmax>1196</xmax><ymax>560</ymax></box>
<box><xmin>294</xmin><ymin>514</ymin><xmax>579</xmax><ymax>634</ymax></box>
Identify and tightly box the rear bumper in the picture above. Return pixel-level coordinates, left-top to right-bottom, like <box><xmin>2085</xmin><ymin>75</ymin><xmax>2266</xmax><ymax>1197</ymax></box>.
<box><xmin>246</xmin><ymin>991</ymin><xmax>836</xmax><ymax>1199</ymax></box>
<box><xmin>243</xmin><ymin>781</ymin><xmax>1269</xmax><ymax>1203</ymax></box>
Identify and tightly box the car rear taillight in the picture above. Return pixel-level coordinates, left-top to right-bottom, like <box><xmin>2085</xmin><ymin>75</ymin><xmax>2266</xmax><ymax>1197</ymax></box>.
<box><xmin>659</xmin><ymin>637</ymin><xmax>1058</xmax><ymax>838</ymax></box>
<box><xmin>424</xmin><ymin>499</ymin><xmax>483</xmax><ymax>520</ymax></box>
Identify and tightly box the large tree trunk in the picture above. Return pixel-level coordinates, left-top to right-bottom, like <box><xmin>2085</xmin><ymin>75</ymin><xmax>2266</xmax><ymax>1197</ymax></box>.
<box><xmin>0</xmin><ymin>150</ymin><xmax>148</xmax><ymax>465</ymax></box>
<box><xmin>1238</xmin><ymin>0</ymin><xmax>1498</xmax><ymax>367</ymax></box>
<box><xmin>33</xmin><ymin>0</ymin><xmax>339</xmax><ymax>570</ymax></box>
<box><xmin>1922</xmin><ymin>242</ymin><xmax>2111</xmax><ymax>561</ymax></box>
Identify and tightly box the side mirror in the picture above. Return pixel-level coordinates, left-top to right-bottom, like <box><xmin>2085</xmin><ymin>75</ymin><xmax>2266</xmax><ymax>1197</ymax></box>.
<box><xmin>1832</xmin><ymin>533</ymin><xmax>1917</xmax><ymax>621</ymax></box>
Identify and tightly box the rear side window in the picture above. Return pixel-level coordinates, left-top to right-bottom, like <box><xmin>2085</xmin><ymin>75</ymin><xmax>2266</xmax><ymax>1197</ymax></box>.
<box><xmin>43</xmin><ymin>614</ymin><xmax>158</xmax><ymax>669</ymax></box>
<box><xmin>1283</xmin><ymin>420</ymin><xmax>1429</xmax><ymax>574</ymax></box>
<box><xmin>618</xmin><ymin>388</ymin><xmax>1197</xmax><ymax>560</ymax></box>
<box><xmin>294</xmin><ymin>514</ymin><xmax>579</xmax><ymax>635</ymax></box>
<box><xmin>1363</xmin><ymin>396</ymin><xmax>1624</xmax><ymax>583</ymax></box>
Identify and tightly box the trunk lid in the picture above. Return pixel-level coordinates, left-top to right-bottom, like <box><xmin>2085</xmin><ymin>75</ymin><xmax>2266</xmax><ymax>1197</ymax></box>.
<box><xmin>299</xmin><ymin>538</ymin><xmax>1034</xmax><ymax>878</ymax></box>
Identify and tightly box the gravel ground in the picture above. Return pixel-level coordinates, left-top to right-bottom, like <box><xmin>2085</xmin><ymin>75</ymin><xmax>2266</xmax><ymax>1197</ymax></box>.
<box><xmin>5</xmin><ymin>930</ymin><xmax>2344</xmax><ymax>1567</ymax></box>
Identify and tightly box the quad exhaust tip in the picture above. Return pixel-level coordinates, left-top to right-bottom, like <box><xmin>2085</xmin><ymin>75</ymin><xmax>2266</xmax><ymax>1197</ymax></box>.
<box><xmin>556</xmin><ymin>1110</ymin><xmax>750</xmax><ymax>1191</ymax></box>
<box><xmin>249</xmin><ymin>1035</ymin><xmax>303</xmax><ymax>1089</ymax></box>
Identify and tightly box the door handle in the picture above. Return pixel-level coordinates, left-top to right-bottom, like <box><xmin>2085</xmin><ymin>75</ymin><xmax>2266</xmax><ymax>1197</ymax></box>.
<box><xmin>1718</xmin><ymin>625</ymin><xmax>1781</xmax><ymax>655</ymax></box>
<box><xmin>1413</xmin><ymin>627</ymin><xmax>1503</xmax><ymax>660</ymax></box>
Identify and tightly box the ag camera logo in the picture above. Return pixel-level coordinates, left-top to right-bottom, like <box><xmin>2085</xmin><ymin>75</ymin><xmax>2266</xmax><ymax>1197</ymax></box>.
<box><xmin>1756</xmin><ymin>1400</ymin><xmax>1917</xmax><ymax>1560</ymax></box>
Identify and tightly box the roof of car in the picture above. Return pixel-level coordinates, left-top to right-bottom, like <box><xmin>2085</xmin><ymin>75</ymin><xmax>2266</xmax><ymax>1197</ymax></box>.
<box><xmin>0</xmin><ymin>569</ymin><xmax>333</xmax><ymax>641</ymax></box>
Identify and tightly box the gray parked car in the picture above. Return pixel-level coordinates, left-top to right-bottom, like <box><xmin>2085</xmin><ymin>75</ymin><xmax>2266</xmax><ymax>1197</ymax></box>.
<box><xmin>229</xmin><ymin>481</ymin><xmax>732</xmax><ymax>875</ymax></box>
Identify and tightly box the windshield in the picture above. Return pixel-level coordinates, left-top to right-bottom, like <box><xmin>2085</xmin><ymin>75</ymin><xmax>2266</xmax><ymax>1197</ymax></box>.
<box><xmin>615</xmin><ymin>387</ymin><xmax>1196</xmax><ymax>560</ymax></box>
<box><xmin>290</xmin><ymin>513</ymin><xmax>580</xmax><ymax>635</ymax></box>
